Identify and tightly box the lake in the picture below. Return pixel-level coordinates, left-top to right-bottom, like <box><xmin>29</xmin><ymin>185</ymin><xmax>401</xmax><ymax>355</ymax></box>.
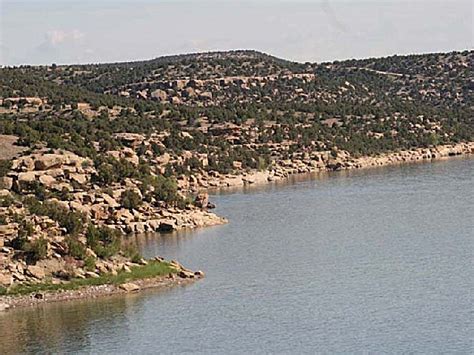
<box><xmin>1</xmin><ymin>157</ymin><xmax>473</xmax><ymax>354</ymax></box>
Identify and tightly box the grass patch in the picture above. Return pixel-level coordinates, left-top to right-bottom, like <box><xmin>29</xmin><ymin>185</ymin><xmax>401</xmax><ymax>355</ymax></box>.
<box><xmin>4</xmin><ymin>261</ymin><xmax>176</xmax><ymax>296</ymax></box>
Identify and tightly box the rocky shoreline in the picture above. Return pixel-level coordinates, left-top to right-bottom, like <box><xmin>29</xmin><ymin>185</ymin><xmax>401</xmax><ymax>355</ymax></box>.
<box><xmin>197</xmin><ymin>142</ymin><xmax>474</xmax><ymax>190</ymax></box>
<box><xmin>0</xmin><ymin>258</ymin><xmax>203</xmax><ymax>311</ymax></box>
<box><xmin>0</xmin><ymin>142</ymin><xmax>471</xmax><ymax>311</ymax></box>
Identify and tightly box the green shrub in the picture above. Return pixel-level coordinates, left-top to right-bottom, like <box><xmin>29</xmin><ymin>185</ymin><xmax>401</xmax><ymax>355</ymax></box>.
<box><xmin>11</xmin><ymin>219</ymin><xmax>34</xmax><ymax>250</ymax></box>
<box><xmin>25</xmin><ymin>237</ymin><xmax>48</xmax><ymax>262</ymax></box>
<box><xmin>25</xmin><ymin>200</ymin><xmax>86</xmax><ymax>235</ymax></box>
<box><xmin>66</xmin><ymin>236</ymin><xmax>87</xmax><ymax>259</ymax></box>
<box><xmin>148</xmin><ymin>175</ymin><xmax>184</xmax><ymax>206</ymax></box>
<box><xmin>86</xmin><ymin>225</ymin><xmax>121</xmax><ymax>259</ymax></box>
<box><xmin>120</xmin><ymin>190</ymin><xmax>142</xmax><ymax>210</ymax></box>
<box><xmin>122</xmin><ymin>243</ymin><xmax>142</xmax><ymax>263</ymax></box>
<box><xmin>0</xmin><ymin>160</ymin><xmax>12</xmax><ymax>177</ymax></box>
<box><xmin>0</xmin><ymin>195</ymin><xmax>14</xmax><ymax>208</ymax></box>
<box><xmin>84</xmin><ymin>256</ymin><xmax>96</xmax><ymax>271</ymax></box>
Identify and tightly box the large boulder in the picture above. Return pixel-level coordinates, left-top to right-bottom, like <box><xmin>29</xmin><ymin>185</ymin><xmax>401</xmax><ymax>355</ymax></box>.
<box><xmin>17</xmin><ymin>171</ymin><xmax>37</xmax><ymax>183</ymax></box>
<box><xmin>34</xmin><ymin>154</ymin><xmax>67</xmax><ymax>170</ymax></box>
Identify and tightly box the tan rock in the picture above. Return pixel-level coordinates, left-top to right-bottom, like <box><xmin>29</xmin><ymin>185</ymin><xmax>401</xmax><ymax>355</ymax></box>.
<box><xmin>102</xmin><ymin>194</ymin><xmax>120</xmax><ymax>208</ymax></box>
<box><xmin>17</xmin><ymin>171</ymin><xmax>37</xmax><ymax>183</ymax></box>
<box><xmin>0</xmin><ymin>273</ymin><xmax>13</xmax><ymax>287</ymax></box>
<box><xmin>27</xmin><ymin>265</ymin><xmax>46</xmax><ymax>280</ymax></box>
<box><xmin>151</xmin><ymin>89</ymin><xmax>168</xmax><ymax>102</ymax></box>
<box><xmin>69</xmin><ymin>173</ymin><xmax>87</xmax><ymax>185</ymax></box>
<box><xmin>85</xmin><ymin>271</ymin><xmax>100</xmax><ymax>279</ymax></box>
<box><xmin>119</xmin><ymin>282</ymin><xmax>140</xmax><ymax>292</ymax></box>
<box><xmin>34</xmin><ymin>154</ymin><xmax>67</xmax><ymax>170</ymax></box>
<box><xmin>39</xmin><ymin>174</ymin><xmax>57</xmax><ymax>187</ymax></box>
<box><xmin>194</xmin><ymin>192</ymin><xmax>209</xmax><ymax>208</ymax></box>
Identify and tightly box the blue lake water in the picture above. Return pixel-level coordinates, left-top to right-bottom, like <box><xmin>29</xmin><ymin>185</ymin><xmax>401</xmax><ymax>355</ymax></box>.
<box><xmin>1</xmin><ymin>157</ymin><xmax>473</xmax><ymax>354</ymax></box>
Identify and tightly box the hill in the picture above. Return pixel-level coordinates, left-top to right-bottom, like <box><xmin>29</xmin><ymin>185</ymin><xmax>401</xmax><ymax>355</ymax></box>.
<box><xmin>0</xmin><ymin>50</ymin><xmax>472</xmax><ymax>292</ymax></box>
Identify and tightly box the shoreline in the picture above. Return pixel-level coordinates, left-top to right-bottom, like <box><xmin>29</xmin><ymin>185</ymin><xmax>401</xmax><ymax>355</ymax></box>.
<box><xmin>0</xmin><ymin>274</ymin><xmax>195</xmax><ymax>311</ymax></box>
<box><xmin>0</xmin><ymin>259</ymin><xmax>203</xmax><ymax>311</ymax></box>
<box><xmin>1</xmin><ymin>143</ymin><xmax>471</xmax><ymax>311</ymax></box>
<box><xmin>198</xmin><ymin>142</ymin><xmax>474</xmax><ymax>191</ymax></box>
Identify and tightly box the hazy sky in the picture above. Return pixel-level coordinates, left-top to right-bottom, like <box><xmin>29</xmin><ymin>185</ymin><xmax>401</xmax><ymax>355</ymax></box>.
<box><xmin>1</xmin><ymin>0</ymin><xmax>472</xmax><ymax>65</ymax></box>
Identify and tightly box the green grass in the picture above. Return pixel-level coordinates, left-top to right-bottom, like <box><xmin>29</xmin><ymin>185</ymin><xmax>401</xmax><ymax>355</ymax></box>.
<box><xmin>3</xmin><ymin>261</ymin><xmax>177</xmax><ymax>296</ymax></box>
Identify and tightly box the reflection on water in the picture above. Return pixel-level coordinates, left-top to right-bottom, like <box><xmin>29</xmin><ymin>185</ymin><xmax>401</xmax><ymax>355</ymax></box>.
<box><xmin>1</xmin><ymin>157</ymin><xmax>473</xmax><ymax>354</ymax></box>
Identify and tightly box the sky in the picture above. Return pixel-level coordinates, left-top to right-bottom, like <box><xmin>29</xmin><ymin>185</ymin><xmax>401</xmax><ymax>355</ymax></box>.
<box><xmin>0</xmin><ymin>0</ymin><xmax>472</xmax><ymax>66</ymax></box>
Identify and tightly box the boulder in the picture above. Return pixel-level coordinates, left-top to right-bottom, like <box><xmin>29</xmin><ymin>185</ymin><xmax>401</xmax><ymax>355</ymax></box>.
<box><xmin>158</xmin><ymin>220</ymin><xmax>177</xmax><ymax>232</ymax></box>
<box><xmin>178</xmin><ymin>270</ymin><xmax>195</xmax><ymax>279</ymax></box>
<box><xmin>17</xmin><ymin>172</ymin><xmax>37</xmax><ymax>183</ymax></box>
<box><xmin>102</xmin><ymin>194</ymin><xmax>120</xmax><ymax>208</ymax></box>
<box><xmin>194</xmin><ymin>192</ymin><xmax>209</xmax><ymax>209</ymax></box>
<box><xmin>0</xmin><ymin>303</ymin><xmax>10</xmax><ymax>312</ymax></box>
<box><xmin>27</xmin><ymin>265</ymin><xmax>46</xmax><ymax>280</ymax></box>
<box><xmin>119</xmin><ymin>283</ymin><xmax>140</xmax><ymax>292</ymax></box>
<box><xmin>39</xmin><ymin>174</ymin><xmax>57</xmax><ymax>187</ymax></box>
<box><xmin>69</xmin><ymin>173</ymin><xmax>87</xmax><ymax>185</ymax></box>
<box><xmin>194</xmin><ymin>270</ymin><xmax>205</xmax><ymax>278</ymax></box>
<box><xmin>0</xmin><ymin>273</ymin><xmax>13</xmax><ymax>287</ymax></box>
<box><xmin>151</xmin><ymin>89</ymin><xmax>168</xmax><ymax>102</ymax></box>
<box><xmin>199</xmin><ymin>91</ymin><xmax>213</xmax><ymax>100</ymax></box>
<box><xmin>85</xmin><ymin>271</ymin><xmax>100</xmax><ymax>279</ymax></box>
<box><xmin>34</xmin><ymin>154</ymin><xmax>67</xmax><ymax>170</ymax></box>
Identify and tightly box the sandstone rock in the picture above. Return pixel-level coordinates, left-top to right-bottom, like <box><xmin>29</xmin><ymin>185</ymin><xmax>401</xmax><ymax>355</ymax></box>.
<box><xmin>194</xmin><ymin>192</ymin><xmax>209</xmax><ymax>209</ymax></box>
<box><xmin>178</xmin><ymin>270</ymin><xmax>195</xmax><ymax>279</ymax></box>
<box><xmin>199</xmin><ymin>91</ymin><xmax>213</xmax><ymax>100</ymax></box>
<box><xmin>85</xmin><ymin>271</ymin><xmax>100</xmax><ymax>279</ymax></box>
<box><xmin>69</xmin><ymin>173</ymin><xmax>87</xmax><ymax>185</ymax></box>
<box><xmin>34</xmin><ymin>154</ymin><xmax>66</xmax><ymax>170</ymax></box>
<box><xmin>39</xmin><ymin>174</ymin><xmax>57</xmax><ymax>187</ymax></box>
<box><xmin>17</xmin><ymin>171</ymin><xmax>37</xmax><ymax>183</ymax></box>
<box><xmin>183</xmin><ymin>87</ymin><xmax>196</xmax><ymax>98</ymax></box>
<box><xmin>194</xmin><ymin>270</ymin><xmax>205</xmax><ymax>278</ymax></box>
<box><xmin>27</xmin><ymin>265</ymin><xmax>46</xmax><ymax>280</ymax></box>
<box><xmin>158</xmin><ymin>220</ymin><xmax>177</xmax><ymax>232</ymax></box>
<box><xmin>0</xmin><ymin>273</ymin><xmax>13</xmax><ymax>287</ymax></box>
<box><xmin>0</xmin><ymin>224</ymin><xmax>16</xmax><ymax>236</ymax></box>
<box><xmin>102</xmin><ymin>194</ymin><xmax>120</xmax><ymax>208</ymax></box>
<box><xmin>171</xmin><ymin>96</ymin><xmax>183</xmax><ymax>105</ymax></box>
<box><xmin>119</xmin><ymin>282</ymin><xmax>140</xmax><ymax>292</ymax></box>
<box><xmin>151</xmin><ymin>89</ymin><xmax>168</xmax><ymax>102</ymax></box>
<box><xmin>0</xmin><ymin>303</ymin><xmax>10</xmax><ymax>312</ymax></box>
<box><xmin>156</xmin><ymin>153</ymin><xmax>171</xmax><ymax>166</ymax></box>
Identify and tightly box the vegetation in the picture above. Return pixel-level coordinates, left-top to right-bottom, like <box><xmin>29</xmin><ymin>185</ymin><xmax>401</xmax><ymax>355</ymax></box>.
<box><xmin>120</xmin><ymin>189</ymin><xmax>142</xmax><ymax>210</ymax></box>
<box><xmin>85</xmin><ymin>225</ymin><xmax>121</xmax><ymax>259</ymax></box>
<box><xmin>4</xmin><ymin>260</ymin><xmax>176</xmax><ymax>296</ymax></box>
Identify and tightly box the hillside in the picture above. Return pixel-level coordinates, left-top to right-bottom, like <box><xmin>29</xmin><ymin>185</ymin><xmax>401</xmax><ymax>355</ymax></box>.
<box><xmin>0</xmin><ymin>50</ymin><xmax>472</xmax><ymax>292</ymax></box>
